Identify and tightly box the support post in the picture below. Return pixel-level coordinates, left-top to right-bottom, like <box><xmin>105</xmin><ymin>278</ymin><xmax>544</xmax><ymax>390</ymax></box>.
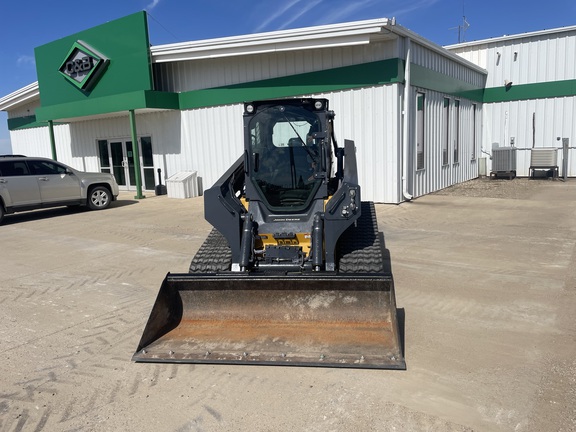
<box><xmin>129</xmin><ymin>109</ymin><xmax>145</xmax><ymax>199</ymax></box>
<box><xmin>563</xmin><ymin>138</ymin><xmax>569</xmax><ymax>181</ymax></box>
<box><xmin>48</xmin><ymin>120</ymin><xmax>57</xmax><ymax>161</ymax></box>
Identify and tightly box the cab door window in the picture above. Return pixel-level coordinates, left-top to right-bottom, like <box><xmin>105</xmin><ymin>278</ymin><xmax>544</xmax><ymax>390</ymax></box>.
<box><xmin>248</xmin><ymin>105</ymin><xmax>322</xmax><ymax>211</ymax></box>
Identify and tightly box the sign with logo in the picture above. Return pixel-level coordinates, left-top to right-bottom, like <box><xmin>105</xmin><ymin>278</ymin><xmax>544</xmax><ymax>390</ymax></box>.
<box><xmin>58</xmin><ymin>41</ymin><xmax>109</xmax><ymax>91</ymax></box>
<box><xmin>35</xmin><ymin>12</ymin><xmax>154</xmax><ymax>116</ymax></box>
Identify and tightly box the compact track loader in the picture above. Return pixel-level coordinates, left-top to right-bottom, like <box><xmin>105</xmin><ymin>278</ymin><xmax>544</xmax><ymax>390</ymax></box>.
<box><xmin>133</xmin><ymin>98</ymin><xmax>405</xmax><ymax>369</ymax></box>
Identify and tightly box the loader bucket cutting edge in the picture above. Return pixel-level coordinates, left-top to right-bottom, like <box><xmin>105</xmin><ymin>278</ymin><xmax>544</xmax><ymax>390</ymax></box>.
<box><xmin>133</xmin><ymin>273</ymin><xmax>405</xmax><ymax>369</ymax></box>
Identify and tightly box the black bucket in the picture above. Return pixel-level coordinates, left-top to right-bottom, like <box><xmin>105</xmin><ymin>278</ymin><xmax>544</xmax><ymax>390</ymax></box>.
<box><xmin>133</xmin><ymin>273</ymin><xmax>405</xmax><ymax>369</ymax></box>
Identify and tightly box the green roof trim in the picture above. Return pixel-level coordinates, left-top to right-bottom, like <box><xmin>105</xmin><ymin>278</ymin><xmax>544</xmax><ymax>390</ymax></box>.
<box><xmin>7</xmin><ymin>115</ymin><xmax>65</xmax><ymax>131</ymax></box>
<box><xmin>8</xmin><ymin>115</ymin><xmax>38</xmax><ymax>130</ymax></box>
<box><xmin>179</xmin><ymin>58</ymin><xmax>405</xmax><ymax>109</ymax></box>
<box><xmin>35</xmin><ymin>90</ymin><xmax>179</xmax><ymax>121</ymax></box>
<box><xmin>410</xmin><ymin>64</ymin><xmax>485</xmax><ymax>102</ymax></box>
<box><xmin>483</xmin><ymin>79</ymin><xmax>576</xmax><ymax>103</ymax></box>
<box><xmin>178</xmin><ymin>58</ymin><xmax>490</xmax><ymax>109</ymax></box>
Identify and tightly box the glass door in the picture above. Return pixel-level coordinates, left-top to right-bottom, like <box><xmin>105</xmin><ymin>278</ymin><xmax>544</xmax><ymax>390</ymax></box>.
<box><xmin>98</xmin><ymin>138</ymin><xmax>155</xmax><ymax>191</ymax></box>
<box><xmin>110</xmin><ymin>141</ymin><xmax>126</xmax><ymax>188</ymax></box>
<box><xmin>125</xmin><ymin>141</ymin><xmax>137</xmax><ymax>189</ymax></box>
<box><xmin>109</xmin><ymin>141</ymin><xmax>136</xmax><ymax>190</ymax></box>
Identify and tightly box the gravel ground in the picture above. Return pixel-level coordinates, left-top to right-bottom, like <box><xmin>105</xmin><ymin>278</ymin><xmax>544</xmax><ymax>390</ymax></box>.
<box><xmin>432</xmin><ymin>176</ymin><xmax>563</xmax><ymax>199</ymax></box>
<box><xmin>1</xmin><ymin>178</ymin><xmax>575</xmax><ymax>431</ymax></box>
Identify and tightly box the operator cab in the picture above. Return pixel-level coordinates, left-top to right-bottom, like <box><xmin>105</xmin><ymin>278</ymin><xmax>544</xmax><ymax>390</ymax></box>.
<box><xmin>245</xmin><ymin>100</ymin><xmax>331</xmax><ymax>212</ymax></box>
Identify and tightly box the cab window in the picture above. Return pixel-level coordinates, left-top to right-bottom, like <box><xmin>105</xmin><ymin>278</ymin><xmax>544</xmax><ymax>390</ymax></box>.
<box><xmin>248</xmin><ymin>104</ymin><xmax>322</xmax><ymax>210</ymax></box>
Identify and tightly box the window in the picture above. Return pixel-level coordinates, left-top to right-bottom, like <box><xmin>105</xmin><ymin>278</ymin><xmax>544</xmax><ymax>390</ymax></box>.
<box><xmin>141</xmin><ymin>137</ymin><xmax>155</xmax><ymax>190</ymax></box>
<box><xmin>248</xmin><ymin>104</ymin><xmax>322</xmax><ymax>210</ymax></box>
<box><xmin>0</xmin><ymin>161</ymin><xmax>30</xmax><ymax>176</ymax></box>
<box><xmin>416</xmin><ymin>93</ymin><xmax>425</xmax><ymax>170</ymax></box>
<box><xmin>29</xmin><ymin>160</ymin><xmax>68</xmax><ymax>175</ymax></box>
<box><xmin>454</xmin><ymin>100</ymin><xmax>460</xmax><ymax>164</ymax></box>
<box><xmin>98</xmin><ymin>140</ymin><xmax>111</xmax><ymax>174</ymax></box>
<box><xmin>443</xmin><ymin>98</ymin><xmax>450</xmax><ymax>166</ymax></box>
<box><xmin>272</xmin><ymin>120</ymin><xmax>312</xmax><ymax>147</ymax></box>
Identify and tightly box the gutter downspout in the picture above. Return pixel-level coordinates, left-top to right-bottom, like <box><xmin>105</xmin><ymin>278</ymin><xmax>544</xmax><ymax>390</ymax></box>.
<box><xmin>401</xmin><ymin>36</ymin><xmax>413</xmax><ymax>201</ymax></box>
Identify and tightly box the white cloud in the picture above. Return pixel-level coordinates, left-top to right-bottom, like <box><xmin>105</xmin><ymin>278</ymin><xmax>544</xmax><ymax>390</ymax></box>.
<box><xmin>276</xmin><ymin>0</ymin><xmax>323</xmax><ymax>30</ymax></box>
<box><xmin>253</xmin><ymin>0</ymin><xmax>306</xmax><ymax>32</ymax></box>
<box><xmin>319</xmin><ymin>0</ymin><xmax>379</xmax><ymax>24</ymax></box>
<box><xmin>314</xmin><ymin>0</ymin><xmax>440</xmax><ymax>26</ymax></box>
<box><xmin>386</xmin><ymin>0</ymin><xmax>440</xmax><ymax>19</ymax></box>
<box><xmin>17</xmin><ymin>55</ymin><xmax>35</xmax><ymax>68</ymax></box>
<box><xmin>145</xmin><ymin>0</ymin><xmax>161</xmax><ymax>12</ymax></box>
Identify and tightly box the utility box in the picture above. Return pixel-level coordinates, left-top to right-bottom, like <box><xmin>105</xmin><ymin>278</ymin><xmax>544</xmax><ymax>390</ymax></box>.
<box><xmin>478</xmin><ymin>157</ymin><xmax>487</xmax><ymax>176</ymax></box>
<box><xmin>490</xmin><ymin>147</ymin><xmax>517</xmax><ymax>179</ymax></box>
<box><xmin>529</xmin><ymin>148</ymin><xmax>558</xmax><ymax>179</ymax></box>
<box><xmin>166</xmin><ymin>171</ymin><xmax>199</xmax><ymax>198</ymax></box>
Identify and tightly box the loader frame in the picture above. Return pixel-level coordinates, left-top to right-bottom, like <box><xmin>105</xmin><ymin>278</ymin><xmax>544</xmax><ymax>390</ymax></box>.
<box><xmin>133</xmin><ymin>98</ymin><xmax>406</xmax><ymax>369</ymax></box>
<box><xmin>204</xmin><ymin>99</ymin><xmax>361</xmax><ymax>272</ymax></box>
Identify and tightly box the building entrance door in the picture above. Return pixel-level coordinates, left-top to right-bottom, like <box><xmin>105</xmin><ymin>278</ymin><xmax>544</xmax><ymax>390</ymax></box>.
<box><xmin>110</xmin><ymin>141</ymin><xmax>137</xmax><ymax>190</ymax></box>
<box><xmin>98</xmin><ymin>137</ymin><xmax>155</xmax><ymax>191</ymax></box>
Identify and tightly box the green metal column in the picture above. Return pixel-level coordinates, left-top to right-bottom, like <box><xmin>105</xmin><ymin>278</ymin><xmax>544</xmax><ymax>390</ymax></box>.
<box><xmin>48</xmin><ymin>120</ymin><xmax>57</xmax><ymax>161</ymax></box>
<box><xmin>129</xmin><ymin>109</ymin><xmax>145</xmax><ymax>199</ymax></box>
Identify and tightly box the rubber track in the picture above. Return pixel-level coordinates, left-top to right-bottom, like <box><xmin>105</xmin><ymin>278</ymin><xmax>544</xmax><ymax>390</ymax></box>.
<box><xmin>336</xmin><ymin>201</ymin><xmax>385</xmax><ymax>274</ymax></box>
<box><xmin>189</xmin><ymin>201</ymin><xmax>383</xmax><ymax>273</ymax></box>
<box><xmin>189</xmin><ymin>228</ymin><xmax>232</xmax><ymax>273</ymax></box>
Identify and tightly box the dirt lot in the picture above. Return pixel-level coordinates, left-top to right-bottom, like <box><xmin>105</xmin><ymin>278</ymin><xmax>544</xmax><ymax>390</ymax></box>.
<box><xmin>1</xmin><ymin>177</ymin><xmax>575</xmax><ymax>431</ymax></box>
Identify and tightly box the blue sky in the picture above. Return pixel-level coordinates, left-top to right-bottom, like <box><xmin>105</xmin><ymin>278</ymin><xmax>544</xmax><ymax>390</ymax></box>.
<box><xmin>1</xmin><ymin>0</ymin><xmax>574</xmax><ymax>154</ymax></box>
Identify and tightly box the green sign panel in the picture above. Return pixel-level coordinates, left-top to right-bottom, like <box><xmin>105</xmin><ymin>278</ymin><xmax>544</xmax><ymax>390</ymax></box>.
<box><xmin>35</xmin><ymin>12</ymin><xmax>154</xmax><ymax>116</ymax></box>
<box><xmin>58</xmin><ymin>41</ymin><xmax>109</xmax><ymax>91</ymax></box>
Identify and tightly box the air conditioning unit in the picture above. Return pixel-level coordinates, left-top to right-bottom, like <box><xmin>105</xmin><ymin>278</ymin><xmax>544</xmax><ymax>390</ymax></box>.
<box><xmin>530</xmin><ymin>148</ymin><xmax>557</xmax><ymax>166</ymax></box>
<box><xmin>529</xmin><ymin>148</ymin><xmax>558</xmax><ymax>178</ymax></box>
<box><xmin>490</xmin><ymin>147</ymin><xmax>517</xmax><ymax>179</ymax></box>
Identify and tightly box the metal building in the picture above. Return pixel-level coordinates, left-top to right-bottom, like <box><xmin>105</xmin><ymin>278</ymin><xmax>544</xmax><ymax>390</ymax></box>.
<box><xmin>0</xmin><ymin>12</ymin><xmax>486</xmax><ymax>203</ymax></box>
<box><xmin>447</xmin><ymin>25</ymin><xmax>576</xmax><ymax>177</ymax></box>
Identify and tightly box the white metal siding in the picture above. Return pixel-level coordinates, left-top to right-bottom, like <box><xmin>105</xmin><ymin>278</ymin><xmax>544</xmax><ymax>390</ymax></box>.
<box><xmin>179</xmin><ymin>85</ymin><xmax>403</xmax><ymax>203</ymax></box>
<box><xmin>7</xmin><ymin>100</ymin><xmax>41</xmax><ymax>119</ymax></box>
<box><xmin>11</xmin><ymin>126</ymin><xmax>64</xmax><ymax>158</ymax></box>
<box><xmin>411</xmin><ymin>41</ymin><xmax>487</xmax><ymax>88</ymax></box>
<box><xmin>154</xmin><ymin>41</ymin><xmax>400</xmax><ymax>92</ymax></box>
<box><xmin>66</xmin><ymin>111</ymin><xmax>185</xmax><ymax>180</ymax></box>
<box><xmin>12</xmin><ymin>111</ymin><xmax>186</xmax><ymax>180</ymax></box>
<box><xmin>11</xmin><ymin>124</ymin><xmax>71</xmax><ymax>163</ymax></box>
<box><xmin>411</xmin><ymin>88</ymin><xmax>480</xmax><ymax>197</ymax></box>
<box><xmin>483</xmin><ymin>97</ymin><xmax>576</xmax><ymax>176</ymax></box>
<box><xmin>180</xmin><ymin>104</ymin><xmax>245</xmax><ymax>190</ymax></box>
<box><xmin>450</xmin><ymin>28</ymin><xmax>576</xmax><ymax>178</ymax></box>
<box><xmin>316</xmin><ymin>85</ymin><xmax>402</xmax><ymax>203</ymax></box>
<box><xmin>450</xmin><ymin>30</ymin><xmax>576</xmax><ymax>87</ymax></box>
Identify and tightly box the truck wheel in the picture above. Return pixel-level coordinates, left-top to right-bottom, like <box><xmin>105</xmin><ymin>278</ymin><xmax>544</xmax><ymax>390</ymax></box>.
<box><xmin>88</xmin><ymin>186</ymin><xmax>112</xmax><ymax>210</ymax></box>
<box><xmin>0</xmin><ymin>205</ymin><xmax>4</xmax><ymax>225</ymax></box>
